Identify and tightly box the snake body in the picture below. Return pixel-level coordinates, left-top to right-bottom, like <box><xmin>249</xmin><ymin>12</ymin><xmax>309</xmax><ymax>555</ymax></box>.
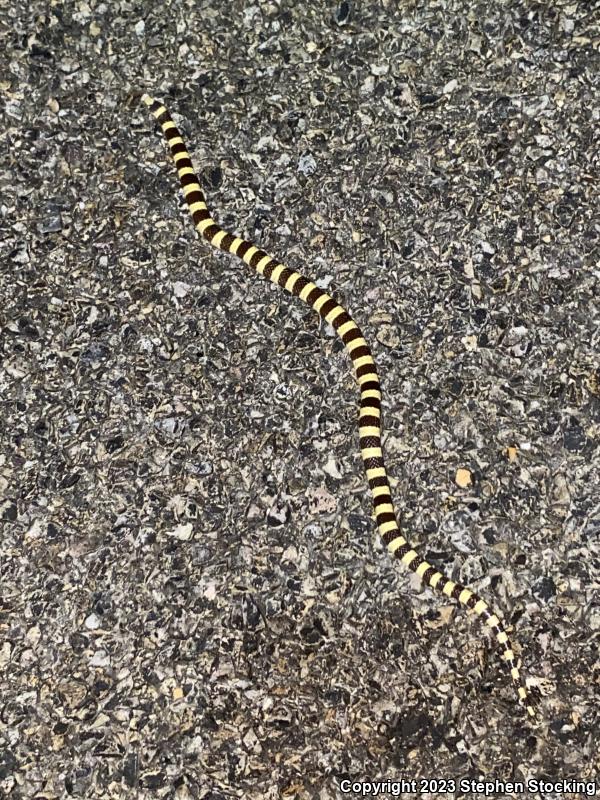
<box><xmin>141</xmin><ymin>93</ymin><xmax>535</xmax><ymax>718</ymax></box>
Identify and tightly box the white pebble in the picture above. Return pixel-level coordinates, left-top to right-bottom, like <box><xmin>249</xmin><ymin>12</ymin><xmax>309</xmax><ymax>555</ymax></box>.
<box><xmin>84</xmin><ymin>613</ymin><xmax>101</xmax><ymax>630</ymax></box>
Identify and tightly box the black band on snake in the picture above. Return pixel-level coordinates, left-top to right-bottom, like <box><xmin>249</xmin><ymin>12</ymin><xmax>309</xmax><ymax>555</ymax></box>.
<box><xmin>140</xmin><ymin>93</ymin><xmax>536</xmax><ymax>718</ymax></box>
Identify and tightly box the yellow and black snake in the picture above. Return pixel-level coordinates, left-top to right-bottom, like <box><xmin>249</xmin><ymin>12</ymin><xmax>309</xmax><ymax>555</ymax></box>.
<box><xmin>140</xmin><ymin>93</ymin><xmax>536</xmax><ymax>719</ymax></box>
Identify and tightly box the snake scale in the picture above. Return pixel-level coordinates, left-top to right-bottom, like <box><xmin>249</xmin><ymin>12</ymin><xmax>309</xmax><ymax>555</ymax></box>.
<box><xmin>140</xmin><ymin>93</ymin><xmax>535</xmax><ymax>718</ymax></box>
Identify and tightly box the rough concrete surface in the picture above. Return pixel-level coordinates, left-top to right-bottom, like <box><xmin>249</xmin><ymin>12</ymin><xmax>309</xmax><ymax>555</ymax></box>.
<box><xmin>1</xmin><ymin>0</ymin><xmax>599</xmax><ymax>797</ymax></box>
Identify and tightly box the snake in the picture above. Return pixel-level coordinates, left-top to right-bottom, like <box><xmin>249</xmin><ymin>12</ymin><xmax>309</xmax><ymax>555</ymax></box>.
<box><xmin>140</xmin><ymin>93</ymin><xmax>536</xmax><ymax>719</ymax></box>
